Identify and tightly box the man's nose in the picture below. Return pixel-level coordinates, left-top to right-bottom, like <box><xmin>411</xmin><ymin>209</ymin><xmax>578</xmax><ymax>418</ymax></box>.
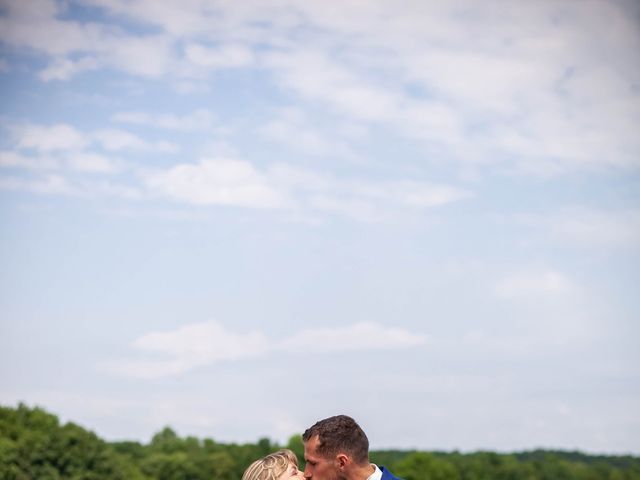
<box><xmin>303</xmin><ymin>465</ymin><xmax>311</xmax><ymax>479</ymax></box>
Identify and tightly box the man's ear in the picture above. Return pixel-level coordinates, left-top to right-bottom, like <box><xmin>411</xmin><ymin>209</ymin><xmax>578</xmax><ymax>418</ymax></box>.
<box><xmin>336</xmin><ymin>454</ymin><xmax>350</xmax><ymax>470</ymax></box>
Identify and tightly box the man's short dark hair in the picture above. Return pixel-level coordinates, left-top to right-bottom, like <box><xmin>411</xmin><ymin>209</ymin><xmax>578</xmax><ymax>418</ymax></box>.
<box><xmin>302</xmin><ymin>415</ymin><xmax>369</xmax><ymax>464</ymax></box>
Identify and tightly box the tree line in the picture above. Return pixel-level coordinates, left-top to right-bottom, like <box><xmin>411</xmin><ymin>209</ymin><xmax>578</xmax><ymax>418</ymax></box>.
<box><xmin>1</xmin><ymin>404</ymin><xmax>638</xmax><ymax>480</ymax></box>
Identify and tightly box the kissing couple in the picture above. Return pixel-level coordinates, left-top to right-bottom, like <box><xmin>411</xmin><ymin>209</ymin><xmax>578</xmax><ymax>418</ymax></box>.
<box><xmin>243</xmin><ymin>415</ymin><xmax>402</xmax><ymax>480</ymax></box>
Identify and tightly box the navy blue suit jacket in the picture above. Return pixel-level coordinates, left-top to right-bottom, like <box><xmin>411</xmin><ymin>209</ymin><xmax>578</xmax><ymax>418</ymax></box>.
<box><xmin>380</xmin><ymin>465</ymin><xmax>403</xmax><ymax>480</ymax></box>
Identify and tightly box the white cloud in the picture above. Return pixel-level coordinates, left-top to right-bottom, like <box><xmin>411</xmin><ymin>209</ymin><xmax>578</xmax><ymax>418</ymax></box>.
<box><xmin>80</xmin><ymin>0</ymin><xmax>216</xmax><ymax>37</ymax></box>
<box><xmin>307</xmin><ymin>195</ymin><xmax>380</xmax><ymax>223</ymax></box>
<box><xmin>92</xmin><ymin>128</ymin><xmax>178</xmax><ymax>153</ymax></box>
<box><xmin>0</xmin><ymin>0</ymin><xmax>175</xmax><ymax>79</ymax></box>
<box><xmin>278</xmin><ymin>322</ymin><xmax>427</xmax><ymax>353</ymax></box>
<box><xmin>3</xmin><ymin>1</ymin><xmax>638</xmax><ymax>174</ymax></box>
<box><xmin>1</xmin><ymin>123</ymin><xmax>167</xmax><ymax>181</ymax></box>
<box><xmin>262</xmin><ymin>2</ymin><xmax>639</xmax><ymax>174</ymax></box>
<box><xmin>552</xmin><ymin>210</ymin><xmax>640</xmax><ymax>248</ymax></box>
<box><xmin>350</xmin><ymin>180</ymin><xmax>470</xmax><ymax>208</ymax></box>
<box><xmin>184</xmin><ymin>43</ymin><xmax>255</xmax><ymax>69</ymax></box>
<box><xmin>0</xmin><ymin>173</ymin><xmax>142</xmax><ymax>199</ymax></box>
<box><xmin>0</xmin><ymin>151</ymin><xmax>59</xmax><ymax>170</ymax></box>
<box><xmin>0</xmin><ymin>0</ymin><xmax>106</xmax><ymax>56</ymax></box>
<box><xmin>144</xmin><ymin>157</ymin><xmax>289</xmax><ymax>209</ymax></box>
<box><xmin>0</xmin><ymin>174</ymin><xmax>75</xmax><ymax>195</ymax></box>
<box><xmin>0</xmin><ymin>150</ymin><xmax>120</xmax><ymax>174</ymax></box>
<box><xmin>106</xmin><ymin>34</ymin><xmax>174</xmax><ymax>78</ymax></box>
<box><xmin>103</xmin><ymin>320</ymin><xmax>427</xmax><ymax>379</ymax></box>
<box><xmin>275</xmin><ymin>165</ymin><xmax>470</xmax><ymax>221</ymax></box>
<box><xmin>11</xmin><ymin>123</ymin><xmax>89</xmax><ymax>152</ymax></box>
<box><xmin>38</xmin><ymin>56</ymin><xmax>100</xmax><ymax>81</ymax></box>
<box><xmin>258</xmin><ymin>107</ymin><xmax>358</xmax><ymax>159</ymax></box>
<box><xmin>80</xmin><ymin>180</ymin><xmax>142</xmax><ymax>199</ymax></box>
<box><xmin>1</xmin><ymin>126</ymin><xmax>469</xmax><ymax>216</ymax></box>
<box><xmin>6</xmin><ymin>122</ymin><xmax>177</xmax><ymax>156</ymax></box>
<box><xmin>520</xmin><ymin>208</ymin><xmax>640</xmax><ymax>249</ymax></box>
<box><xmin>135</xmin><ymin>321</ymin><xmax>268</xmax><ymax>358</ymax></box>
<box><xmin>104</xmin><ymin>322</ymin><xmax>269</xmax><ymax>379</ymax></box>
<box><xmin>171</xmin><ymin>80</ymin><xmax>212</xmax><ymax>95</ymax></box>
<box><xmin>265</xmin><ymin>50</ymin><xmax>402</xmax><ymax>123</ymax></box>
<box><xmin>144</xmin><ymin>156</ymin><xmax>469</xmax><ymax>219</ymax></box>
<box><xmin>303</xmin><ymin>180</ymin><xmax>470</xmax><ymax>223</ymax></box>
<box><xmin>495</xmin><ymin>269</ymin><xmax>574</xmax><ymax>299</ymax></box>
<box><xmin>267</xmin><ymin>163</ymin><xmax>329</xmax><ymax>192</ymax></box>
<box><xmin>65</xmin><ymin>152</ymin><xmax>121</xmax><ymax>173</ymax></box>
<box><xmin>112</xmin><ymin>109</ymin><xmax>216</xmax><ymax>131</ymax></box>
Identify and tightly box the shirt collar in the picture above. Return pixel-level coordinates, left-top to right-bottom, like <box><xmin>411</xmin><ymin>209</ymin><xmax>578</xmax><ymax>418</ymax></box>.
<box><xmin>366</xmin><ymin>464</ymin><xmax>383</xmax><ymax>480</ymax></box>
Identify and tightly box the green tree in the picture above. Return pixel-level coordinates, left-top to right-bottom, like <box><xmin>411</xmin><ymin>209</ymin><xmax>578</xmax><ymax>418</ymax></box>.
<box><xmin>395</xmin><ymin>452</ymin><xmax>459</xmax><ymax>480</ymax></box>
<box><xmin>208</xmin><ymin>451</ymin><xmax>236</xmax><ymax>480</ymax></box>
<box><xmin>4</xmin><ymin>404</ymin><xmax>640</xmax><ymax>480</ymax></box>
<box><xmin>0</xmin><ymin>404</ymin><xmax>145</xmax><ymax>480</ymax></box>
<box><xmin>140</xmin><ymin>452</ymin><xmax>199</xmax><ymax>480</ymax></box>
<box><xmin>286</xmin><ymin>434</ymin><xmax>305</xmax><ymax>466</ymax></box>
<box><xmin>151</xmin><ymin>427</ymin><xmax>182</xmax><ymax>454</ymax></box>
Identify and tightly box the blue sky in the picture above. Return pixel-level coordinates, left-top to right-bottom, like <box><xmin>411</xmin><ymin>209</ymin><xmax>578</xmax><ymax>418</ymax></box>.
<box><xmin>1</xmin><ymin>0</ymin><xmax>639</xmax><ymax>454</ymax></box>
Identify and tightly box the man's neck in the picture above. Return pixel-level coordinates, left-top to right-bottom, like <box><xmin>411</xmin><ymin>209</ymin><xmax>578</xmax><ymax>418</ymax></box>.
<box><xmin>349</xmin><ymin>462</ymin><xmax>376</xmax><ymax>480</ymax></box>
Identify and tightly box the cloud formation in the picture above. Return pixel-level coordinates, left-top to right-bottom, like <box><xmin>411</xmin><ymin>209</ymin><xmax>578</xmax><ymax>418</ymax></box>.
<box><xmin>517</xmin><ymin>208</ymin><xmax>640</xmax><ymax>250</ymax></box>
<box><xmin>112</xmin><ymin>109</ymin><xmax>217</xmax><ymax>131</ymax></box>
<box><xmin>143</xmin><ymin>157</ymin><xmax>470</xmax><ymax>219</ymax></box>
<box><xmin>494</xmin><ymin>269</ymin><xmax>574</xmax><ymax>299</ymax></box>
<box><xmin>144</xmin><ymin>158</ymin><xmax>289</xmax><ymax>209</ymax></box>
<box><xmin>1</xmin><ymin>0</ymin><xmax>638</xmax><ymax>176</ymax></box>
<box><xmin>1</xmin><ymin>119</ymin><xmax>470</xmax><ymax>217</ymax></box>
<box><xmin>6</xmin><ymin>122</ymin><xmax>176</xmax><ymax>156</ymax></box>
<box><xmin>104</xmin><ymin>320</ymin><xmax>427</xmax><ymax>379</ymax></box>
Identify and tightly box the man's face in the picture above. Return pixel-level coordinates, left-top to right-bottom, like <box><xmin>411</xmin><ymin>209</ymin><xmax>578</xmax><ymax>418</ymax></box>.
<box><xmin>303</xmin><ymin>436</ymin><xmax>339</xmax><ymax>480</ymax></box>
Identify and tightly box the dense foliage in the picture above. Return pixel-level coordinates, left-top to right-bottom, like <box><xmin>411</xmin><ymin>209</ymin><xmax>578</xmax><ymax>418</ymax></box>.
<box><xmin>2</xmin><ymin>404</ymin><xmax>639</xmax><ymax>480</ymax></box>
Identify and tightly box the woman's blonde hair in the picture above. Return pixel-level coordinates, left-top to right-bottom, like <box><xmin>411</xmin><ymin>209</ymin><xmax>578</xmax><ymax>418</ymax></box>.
<box><xmin>242</xmin><ymin>449</ymin><xmax>299</xmax><ymax>480</ymax></box>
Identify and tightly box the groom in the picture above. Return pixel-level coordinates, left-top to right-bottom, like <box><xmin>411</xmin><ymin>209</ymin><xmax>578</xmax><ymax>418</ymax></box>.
<box><xmin>303</xmin><ymin>415</ymin><xmax>403</xmax><ymax>480</ymax></box>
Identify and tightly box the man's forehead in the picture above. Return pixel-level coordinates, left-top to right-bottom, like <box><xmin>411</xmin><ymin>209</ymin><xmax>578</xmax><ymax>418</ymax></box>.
<box><xmin>304</xmin><ymin>435</ymin><xmax>321</xmax><ymax>447</ymax></box>
<box><xmin>303</xmin><ymin>436</ymin><xmax>323</xmax><ymax>458</ymax></box>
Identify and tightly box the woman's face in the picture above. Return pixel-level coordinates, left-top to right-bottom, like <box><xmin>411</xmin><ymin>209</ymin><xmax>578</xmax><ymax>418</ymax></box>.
<box><xmin>277</xmin><ymin>462</ymin><xmax>305</xmax><ymax>480</ymax></box>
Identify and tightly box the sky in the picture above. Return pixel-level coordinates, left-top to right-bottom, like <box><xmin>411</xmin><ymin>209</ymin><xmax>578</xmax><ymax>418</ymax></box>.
<box><xmin>0</xmin><ymin>0</ymin><xmax>639</xmax><ymax>455</ymax></box>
